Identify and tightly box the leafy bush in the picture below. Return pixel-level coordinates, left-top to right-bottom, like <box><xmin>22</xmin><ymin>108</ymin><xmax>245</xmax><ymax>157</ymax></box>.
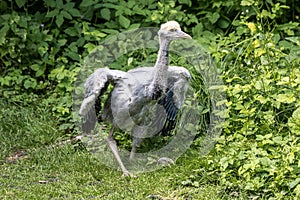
<box><xmin>183</xmin><ymin>1</ymin><xmax>300</xmax><ymax>198</ymax></box>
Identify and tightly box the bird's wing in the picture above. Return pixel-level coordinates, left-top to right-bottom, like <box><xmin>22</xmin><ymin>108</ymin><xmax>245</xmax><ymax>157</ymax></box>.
<box><xmin>79</xmin><ymin>67</ymin><xmax>126</xmax><ymax>133</ymax></box>
<box><xmin>152</xmin><ymin>66</ymin><xmax>191</xmax><ymax>135</ymax></box>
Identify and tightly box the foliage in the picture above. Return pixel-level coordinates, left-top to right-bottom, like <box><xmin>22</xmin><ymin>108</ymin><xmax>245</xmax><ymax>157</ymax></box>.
<box><xmin>1</xmin><ymin>0</ymin><xmax>300</xmax><ymax>198</ymax></box>
<box><xmin>185</xmin><ymin>1</ymin><xmax>300</xmax><ymax>198</ymax></box>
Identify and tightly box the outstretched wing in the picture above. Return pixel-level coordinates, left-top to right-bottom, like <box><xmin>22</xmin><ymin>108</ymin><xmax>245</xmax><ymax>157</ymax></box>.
<box><xmin>149</xmin><ymin>66</ymin><xmax>191</xmax><ymax>136</ymax></box>
<box><xmin>79</xmin><ymin>67</ymin><xmax>126</xmax><ymax>133</ymax></box>
<box><xmin>162</xmin><ymin>69</ymin><xmax>190</xmax><ymax>134</ymax></box>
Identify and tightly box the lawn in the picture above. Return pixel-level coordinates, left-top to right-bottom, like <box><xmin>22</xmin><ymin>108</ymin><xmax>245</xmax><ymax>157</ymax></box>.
<box><xmin>0</xmin><ymin>100</ymin><xmax>247</xmax><ymax>199</ymax></box>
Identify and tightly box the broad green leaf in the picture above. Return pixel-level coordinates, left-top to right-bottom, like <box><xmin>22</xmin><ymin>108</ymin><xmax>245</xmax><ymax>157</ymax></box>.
<box><xmin>15</xmin><ymin>0</ymin><xmax>26</xmax><ymax>8</ymax></box>
<box><xmin>245</xmin><ymin>22</ymin><xmax>256</xmax><ymax>34</ymax></box>
<box><xmin>44</xmin><ymin>0</ymin><xmax>55</xmax><ymax>7</ymax></box>
<box><xmin>289</xmin><ymin>178</ymin><xmax>300</xmax><ymax>189</ymax></box>
<box><xmin>83</xmin><ymin>43</ymin><xmax>96</xmax><ymax>52</ymax></box>
<box><xmin>276</xmin><ymin>76</ymin><xmax>290</xmax><ymax>85</ymax></box>
<box><xmin>68</xmin><ymin>8</ymin><xmax>81</xmax><ymax>17</ymax></box>
<box><xmin>275</xmin><ymin>93</ymin><xmax>296</xmax><ymax>104</ymax></box>
<box><xmin>207</xmin><ymin>12</ymin><xmax>220</xmax><ymax>24</ymax></box>
<box><xmin>63</xmin><ymin>2</ymin><xmax>75</xmax><ymax>10</ymax></box>
<box><xmin>89</xmin><ymin>30</ymin><xmax>106</xmax><ymax>38</ymax></box>
<box><xmin>0</xmin><ymin>77</ymin><xmax>10</xmax><ymax>86</ymax></box>
<box><xmin>129</xmin><ymin>23</ymin><xmax>141</xmax><ymax>29</ymax></box>
<box><xmin>256</xmin><ymin>135</ymin><xmax>264</xmax><ymax>141</ymax></box>
<box><xmin>119</xmin><ymin>15</ymin><xmax>130</xmax><ymax>28</ymax></box>
<box><xmin>80</xmin><ymin>0</ymin><xmax>96</xmax><ymax>7</ymax></box>
<box><xmin>64</xmin><ymin>27</ymin><xmax>78</xmax><ymax>36</ymax></box>
<box><xmin>46</xmin><ymin>9</ymin><xmax>59</xmax><ymax>18</ymax></box>
<box><xmin>294</xmin><ymin>184</ymin><xmax>300</xmax><ymax>194</ymax></box>
<box><xmin>30</xmin><ymin>64</ymin><xmax>40</xmax><ymax>71</ymax></box>
<box><xmin>56</xmin><ymin>0</ymin><xmax>64</xmax><ymax>9</ymax></box>
<box><xmin>178</xmin><ymin>0</ymin><xmax>192</xmax><ymax>6</ymax></box>
<box><xmin>127</xmin><ymin>0</ymin><xmax>135</xmax><ymax>8</ymax></box>
<box><xmin>61</xmin><ymin>10</ymin><xmax>72</xmax><ymax>20</ymax></box>
<box><xmin>272</xmin><ymin>136</ymin><xmax>283</xmax><ymax>144</ymax></box>
<box><xmin>218</xmin><ymin>18</ymin><xmax>230</xmax><ymax>29</ymax></box>
<box><xmin>36</xmin><ymin>69</ymin><xmax>45</xmax><ymax>77</ymax></box>
<box><xmin>58</xmin><ymin>39</ymin><xmax>67</xmax><ymax>46</ymax></box>
<box><xmin>255</xmin><ymin>95</ymin><xmax>268</xmax><ymax>104</ymax></box>
<box><xmin>286</xmin><ymin>37</ymin><xmax>300</xmax><ymax>46</ymax></box>
<box><xmin>55</xmin><ymin>14</ymin><xmax>64</xmax><ymax>27</ymax></box>
<box><xmin>241</xmin><ymin>0</ymin><xmax>254</xmax><ymax>6</ymax></box>
<box><xmin>0</xmin><ymin>24</ymin><xmax>9</xmax><ymax>45</ymax></box>
<box><xmin>101</xmin><ymin>8</ymin><xmax>111</xmax><ymax>20</ymax></box>
<box><xmin>0</xmin><ymin>1</ymin><xmax>7</xmax><ymax>10</ymax></box>
<box><xmin>66</xmin><ymin>51</ymin><xmax>80</xmax><ymax>61</ymax></box>
<box><xmin>24</xmin><ymin>78</ymin><xmax>37</xmax><ymax>89</ymax></box>
<box><xmin>254</xmin><ymin>48</ymin><xmax>266</xmax><ymax>57</ymax></box>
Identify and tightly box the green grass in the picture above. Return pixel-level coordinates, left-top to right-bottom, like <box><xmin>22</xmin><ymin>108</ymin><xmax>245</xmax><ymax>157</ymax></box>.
<box><xmin>0</xmin><ymin>100</ymin><xmax>246</xmax><ymax>199</ymax></box>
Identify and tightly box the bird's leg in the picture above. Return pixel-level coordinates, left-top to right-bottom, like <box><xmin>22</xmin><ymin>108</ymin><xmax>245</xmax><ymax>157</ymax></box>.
<box><xmin>130</xmin><ymin>136</ymin><xmax>143</xmax><ymax>160</ymax></box>
<box><xmin>107</xmin><ymin>127</ymin><xmax>130</xmax><ymax>176</ymax></box>
<box><xmin>129</xmin><ymin>145</ymin><xmax>136</xmax><ymax>160</ymax></box>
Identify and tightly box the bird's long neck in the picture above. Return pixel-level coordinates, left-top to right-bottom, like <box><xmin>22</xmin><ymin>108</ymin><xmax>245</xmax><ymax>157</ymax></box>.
<box><xmin>148</xmin><ymin>37</ymin><xmax>170</xmax><ymax>99</ymax></box>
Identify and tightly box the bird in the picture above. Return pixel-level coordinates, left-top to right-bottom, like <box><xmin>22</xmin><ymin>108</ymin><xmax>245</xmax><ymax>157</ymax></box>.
<box><xmin>79</xmin><ymin>21</ymin><xmax>192</xmax><ymax>176</ymax></box>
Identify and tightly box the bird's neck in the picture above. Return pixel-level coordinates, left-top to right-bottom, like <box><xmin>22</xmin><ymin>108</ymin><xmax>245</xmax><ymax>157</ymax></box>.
<box><xmin>148</xmin><ymin>38</ymin><xmax>170</xmax><ymax>99</ymax></box>
<box><xmin>155</xmin><ymin>38</ymin><xmax>170</xmax><ymax>70</ymax></box>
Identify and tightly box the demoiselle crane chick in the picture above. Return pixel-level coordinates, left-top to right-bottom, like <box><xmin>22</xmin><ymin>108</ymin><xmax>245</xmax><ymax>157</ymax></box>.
<box><xmin>80</xmin><ymin>21</ymin><xmax>192</xmax><ymax>176</ymax></box>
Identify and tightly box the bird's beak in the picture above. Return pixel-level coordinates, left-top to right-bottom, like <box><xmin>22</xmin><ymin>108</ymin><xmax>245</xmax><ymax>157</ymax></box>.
<box><xmin>178</xmin><ymin>31</ymin><xmax>192</xmax><ymax>39</ymax></box>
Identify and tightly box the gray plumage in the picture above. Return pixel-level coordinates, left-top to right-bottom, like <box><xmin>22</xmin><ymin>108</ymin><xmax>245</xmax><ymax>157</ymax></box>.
<box><xmin>79</xmin><ymin>21</ymin><xmax>192</xmax><ymax>176</ymax></box>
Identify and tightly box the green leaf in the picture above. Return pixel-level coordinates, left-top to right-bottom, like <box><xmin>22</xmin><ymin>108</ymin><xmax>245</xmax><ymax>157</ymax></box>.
<box><xmin>289</xmin><ymin>178</ymin><xmax>300</xmax><ymax>189</ymax></box>
<box><xmin>178</xmin><ymin>0</ymin><xmax>191</xmax><ymax>6</ymax></box>
<box><xmin>286</xmin><ymin>37</ymin><xmax>300</xmax><ymax>46</ymax></box>
<box><xmin>119</xmin><ymin>15</ymin><xmax>130</xmax><ymax>28</ymax></box>
<box><xmin>63</xmin><ymin>2</ymin><xmax>75</xmax><ymax>10</ymax></box>
<box><xmin>44</xmin><ymin>0</ymin><xmax>56</xmax><ymax>7</ymax></box>
<box><xmin>64</xmin><ymin>27</ymin><xmax>79</xmax><ymax>36</ymax></box>
<box><xmin>101</xmin><ymin>8</ymin><xmax>111</xmax><ymax>20</ymax></box>
<box><xmin>275</xmin><ymin>93</ymin><xmax>296</xmax><ymax>104</ymax></box>
<box><xmin>30</xmin><ymin>64</ymin><xmax>40</xmax><ymax>71</ymax></box>
<box><xmin>80</xmin><ymin>0</ymin><xmax>96</xmax><ymax>7</ymax></box>
<box><xmin>207</xmin><ymin>12</ymin><xmax>220</xmax><ymax>24</ymax></box>
<box><xmin>218</xmin><ymin>19</ymin><xmax>230</xmax><ymax>29</ymax></box>
<box><xmin>129</xmin><ymin>23</ymin><xmax>141</xmax><ymax>29</ymax></box>
<box><xmin>55</xmin><ymin>14</ymin><xmax>64</xmax><ymax>27</ymax></box>
<box><xmin>46</xmin><ymin>9</ymin><xmax>59</xmax><ymax>18</ymax></box>
<box><xmin>58</xmin><ymin>39</ymin><xmax>67</xmax><ymax>46</ymax></box>
<box><xmin>36</xmin><ymin>69</ymin><xmax>45</xmax><ymax>77</ymax></box>
<box><xmin>0</xmin><ymin>1</ymin><xmax>7</xmax><ymax>11</ymax></box>
<box><xmin>0</xmin><ymin>24</ymin><xmax>9</xmax><ymax>45</ymax></box>
<box><xmin>66</xmin><ymin>51</ymin><xmax>80</xmax><ymax>61</ymax></box>
<box><xmin>84</xmin><ymin>43</ymin><xmax>96</xmax><ymax>52</ymax></box>
<box><xmin>56</xmin><ymin>0</ymin><xmax>64</xmax><ymax>9</ymax></box>
<box><xmin>241</xmin><ymin>0</ymin><xmax>254</xmax><ymax>6</ymax></box>
<box><xmin>90</xmin><ymin>30</ymin><xmax>107</xmax><ymax>38</ymax></box>
<box><xmin>24</xmin><ymin>78</ymin><xmax>37</xmax><ymax>89</ymax></box>
<box><xmin>68</xmin><ymin>8</ymin><xmax>81</xmax><ymax>17</ymax></box>
<box><xmin>61</xmin><ymin>10</ymin><xmax>72</xmax><ymax>20</ymax></box>
<box><xmin>15</xmin><ymin>0</ymin><xmax>26</xmax><ymax>8</ymax></box>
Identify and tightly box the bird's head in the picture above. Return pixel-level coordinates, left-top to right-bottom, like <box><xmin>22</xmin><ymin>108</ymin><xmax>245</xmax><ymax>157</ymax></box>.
<box><xmin>158</xmin><ymin>21</ymin><xmax>192</xmax><ymax>41</ymax></box>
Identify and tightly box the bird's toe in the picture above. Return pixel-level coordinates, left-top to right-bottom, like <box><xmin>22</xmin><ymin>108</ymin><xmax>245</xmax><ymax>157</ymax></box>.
<box><xmin>157</xmin><ymin>157</ymin><xmax>174</xmax><ymax>166</ymax></box>
<box><xmin>122</xmin><ymin>170</ymin><xmax>137</xmax><ymax>178</ymax></box>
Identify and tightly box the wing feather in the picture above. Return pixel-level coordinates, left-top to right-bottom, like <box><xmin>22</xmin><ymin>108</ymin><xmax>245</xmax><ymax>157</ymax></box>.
<box><xmin>80</xmin><ymin>68</ymin><xmax>126</xmax><ymax>133</ymax></box>
<box><xmin>158</xmin><ymin>66</ymin><xmax>191</xmax><ymax>135</ymax></box>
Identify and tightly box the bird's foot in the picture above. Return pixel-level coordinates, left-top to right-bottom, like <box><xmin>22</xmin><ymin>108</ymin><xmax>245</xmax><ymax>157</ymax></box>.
<box><xmin>157</xmin><ymin>157</ymin><xmax>175</xmax><ymax>166</ymax></box>
<box><xmin>122</xmin><ymin>170</ymin><xmax>137</xmax><ymax>178</ymax></box>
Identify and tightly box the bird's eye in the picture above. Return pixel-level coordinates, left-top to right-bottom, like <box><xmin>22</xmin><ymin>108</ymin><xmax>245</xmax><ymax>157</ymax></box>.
<box><xmin>169</xmin><ymin>28</ymin><xmax>176</xmax><ymax>32</ymax></box>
